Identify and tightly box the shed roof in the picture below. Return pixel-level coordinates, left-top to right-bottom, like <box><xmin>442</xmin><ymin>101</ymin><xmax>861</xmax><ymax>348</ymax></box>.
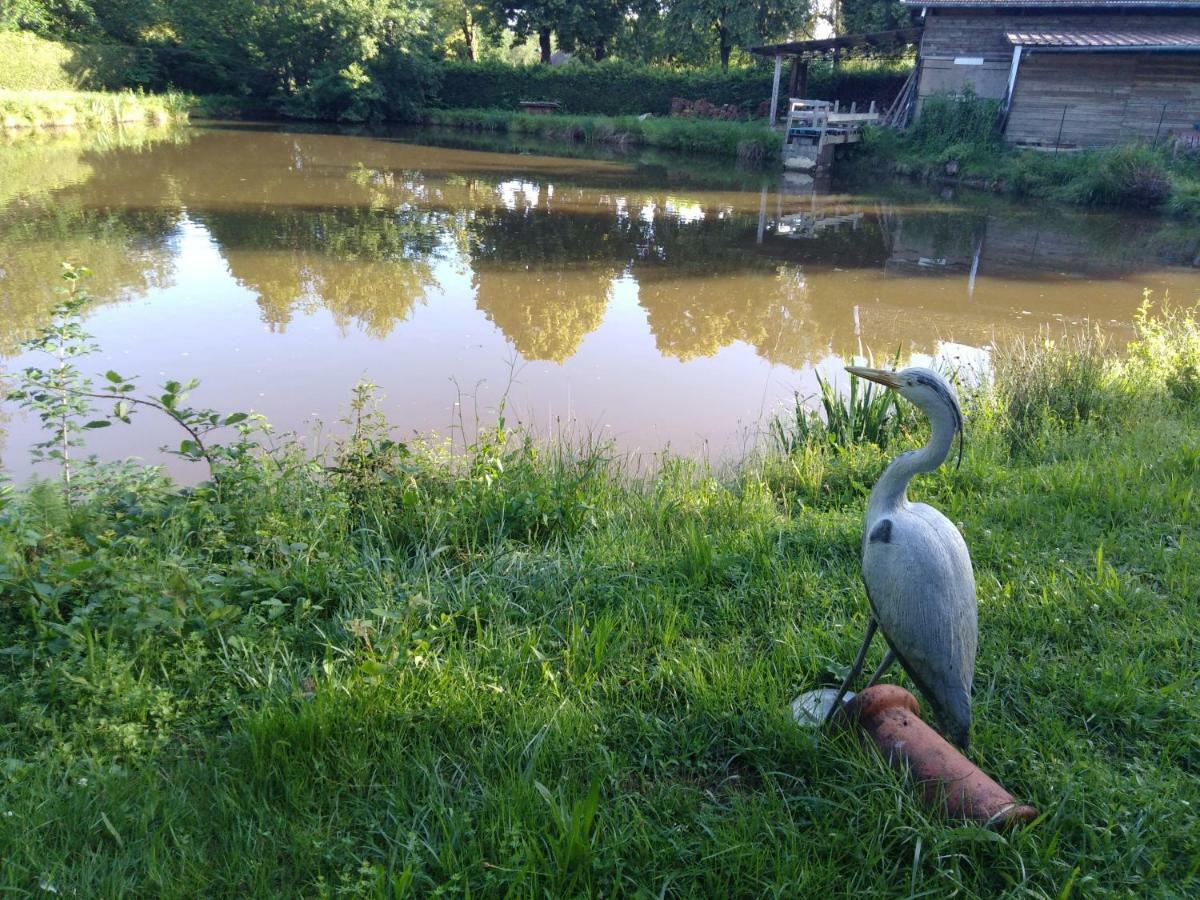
<box><xmin>904</xmin><ymin>2</ymin><xmax>1199</xmax><ymax>8</ymax></box>
<box><xmin>1006</xmin><ymin>27</ymin><xmax>1200</xmax><ymax>47</ymax></box>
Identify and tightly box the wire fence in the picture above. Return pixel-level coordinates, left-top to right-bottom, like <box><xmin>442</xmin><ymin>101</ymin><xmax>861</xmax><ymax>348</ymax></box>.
<box><xmin>911</xmin><ymin>95</ymin><xmax>1200</xmax><ymax>154</ymax></box>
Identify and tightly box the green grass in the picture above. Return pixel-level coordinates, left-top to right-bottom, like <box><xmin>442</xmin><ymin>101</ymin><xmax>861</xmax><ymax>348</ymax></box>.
<box><xmin>0</xmin><ymin>89</ymin><xmax>191</xmax><ymax>131</ymax></box>
<box><xmin>419</xmin><ymin>107</ymin><xmax>783</xmax><ymax>161</ymax></box>
<box><xmin>0</xmin><ymin>31</ymin><xmax>148</xmax><ymax>93</ymax></box>
<box><xmin>1</xmin><ymin>299</ymin><xmax>1199</xmax><ymax>895</ymax></box>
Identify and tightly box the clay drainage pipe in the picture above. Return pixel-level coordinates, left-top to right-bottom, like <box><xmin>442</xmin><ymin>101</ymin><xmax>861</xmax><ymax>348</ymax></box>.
<box><xmin>837</xmin><ymin>684</ymin><xmax>1038</xmax><ymax>828</ymax></box>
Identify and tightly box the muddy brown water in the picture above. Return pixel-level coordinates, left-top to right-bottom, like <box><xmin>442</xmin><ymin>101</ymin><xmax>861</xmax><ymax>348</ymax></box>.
<box><xmin>2</xmin><ymin>122</ymin><xmax>1198</xmax><ymax>479</ymax></box>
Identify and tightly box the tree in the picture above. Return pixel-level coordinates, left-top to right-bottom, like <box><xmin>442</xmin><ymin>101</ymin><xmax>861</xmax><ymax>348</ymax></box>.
<box><xmin>668</xmin><ymin>0</ymin><xmax>810</xmax><ymax>70</ymax></box>
<box><xmin>556</xmin><ymin>0</ymin><xmax>626</xmax><ymax>61</ymax></box>
<box><xmin>0</xmin><ymin>0</ymin><xmax>101</xmax><ymax>38</ymax></box>
<box><xmin>840</xmin><ymin>0</ymin><xmax>916</xmax><ymax>35</ymax></box>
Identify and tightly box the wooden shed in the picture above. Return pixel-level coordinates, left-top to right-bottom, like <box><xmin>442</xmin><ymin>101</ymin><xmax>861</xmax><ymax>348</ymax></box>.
<box><xmin>905</xmin><ymin>1</ymin><xmax>1200</xmax><ymax>146</ymax></box>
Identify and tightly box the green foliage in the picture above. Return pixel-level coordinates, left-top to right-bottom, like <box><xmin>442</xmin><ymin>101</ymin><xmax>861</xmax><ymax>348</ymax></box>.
<box><xmin>769</xmin><ymin>369</ymin><xmax>909</xmax><ymax>455</ymax></box>
<box><xmin>908</xmin><ymin>88</ymin><xmax>1002</xmax><ymax>162</ymax></box>
<box><xmin>1128</xmin><ymin>295</ymin><xmax>1200</xmax><ymax>406</ymax></box>
<box><xmin>433</xmin><ymin>57</ymin><xmax>911</xmax><ymax>117</ymax></box>
<box><xmin>1</xmin><ymin>297</ymin><xmax>1199</xmax><ymax>894</ymax></box>
<box><xmin>840</xmin><ymin>0</ymin><xmax>916</xmax><ymax>35</ymax></box>
<box><xmin>857</xmin><ymin>89</ymin><xmax>1200</xmax><ymax>219</ymax></box>
<box><xmin>4</xmin><ymin>264</ymin><xmax>98</xmax><ymax>500</ymax></box>
<box><xmin>1056</xmin><ymin>145</ymin><xmax>1173</xmax><ymax>209</ymax></box>
<box><xmin>420</xmin><ymin>106</ymin><xmax>784</xmax><ymax>159</ymax></box>
<box><xmin>8</xmin><ymin>267</ymin><xmax>258</xmax><ymax>489</ymax></box>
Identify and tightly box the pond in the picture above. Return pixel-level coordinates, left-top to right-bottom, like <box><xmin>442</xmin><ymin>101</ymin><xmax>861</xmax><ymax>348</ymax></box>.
<box><xmin>2</xmin><ymin>122</ymin><xmax>1199</xmax><ymax>480</ymax></box>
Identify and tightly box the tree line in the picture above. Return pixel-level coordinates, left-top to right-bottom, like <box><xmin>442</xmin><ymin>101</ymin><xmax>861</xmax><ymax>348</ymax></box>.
<box><xmin>1</xmin><ymin>2</ymin><xmax>914</xmax><ymax>117</ymax></box>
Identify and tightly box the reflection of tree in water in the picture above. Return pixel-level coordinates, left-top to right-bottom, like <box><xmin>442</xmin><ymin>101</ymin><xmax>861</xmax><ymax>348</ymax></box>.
<box><xmin>0</xmin><ymin>204</ymin><xmax>179</xmax><ymax>353</ymax></box>
<box><xmin>466</xmin><ymin>187</ymin><xmax>625</xmax><ymax>362</ymax></box>
<box><xmin>199</xmin><ymin>206</ymin><xmax>445</xmax><ymax>337</ymax></box>
<box><xmin>635</xmin><ymin>263</ymin><xmax>819</xmax><ymax>366</ymax></box>
<box><xmin>632</xmin><ymin>205</ymin><xmax>823</xmax><ymax>366</ymax></box>
<box><xmin>473</xmin><ymin>268</ymin><xmax>612</xmax><ymax>362</ymax></box>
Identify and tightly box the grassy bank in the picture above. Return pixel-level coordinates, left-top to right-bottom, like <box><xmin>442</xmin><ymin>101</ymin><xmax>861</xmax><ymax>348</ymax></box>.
<box><xmin>855</xmin><ymin>94</ymin><xmax>1200</xmax><ymax>219</ymax></box>
<box><xmin>0</xmin><ymin>31</ymin><xmax>150</xmax><ymax>93</ymax></box>
<box><xmin>0</xmin><ymin>89</ymin><xmax>190</xmax><ymax>131</ymax></box>
<box><xmin>0</xmin><ymin>274</ymin><xmax>1198</xmax><ymax>894</ymax></box>
<box><xmin>419</xmin><ymin>107</ymin><xmax>783</xmax><ymax>161</ymax></box>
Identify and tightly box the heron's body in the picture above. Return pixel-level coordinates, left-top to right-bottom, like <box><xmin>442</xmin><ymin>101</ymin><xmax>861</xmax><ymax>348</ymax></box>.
<box><xmin>863</xmin><ymin>501</ymin><xmax>976</xmax><ymax>748</ymax></box>
<box><xmin>827</xmin><ymin>366</ymin><xmax>978</xmax><ymax>749</ymax></box>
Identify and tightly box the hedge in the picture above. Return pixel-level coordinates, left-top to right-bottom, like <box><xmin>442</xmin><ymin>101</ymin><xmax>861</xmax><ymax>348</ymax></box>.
<box><xmin>432</xmin><ymin>58</ymin><xmax>912</xmax><ymax>117</ymax></box>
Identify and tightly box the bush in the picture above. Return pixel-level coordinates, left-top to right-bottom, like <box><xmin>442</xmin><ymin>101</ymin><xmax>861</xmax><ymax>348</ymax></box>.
<box><xmin>1055</xmin><ymin>145</ymin><xmax>1173</xmax><ymax>209</ymax></box>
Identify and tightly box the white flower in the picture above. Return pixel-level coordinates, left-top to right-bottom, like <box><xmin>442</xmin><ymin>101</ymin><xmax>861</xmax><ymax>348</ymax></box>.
<box><xmin>39</xmin><ymin>879</ymin><xmax>59</xmax><ymax>893</ymax></box>
<box><xmin>76</xmin><ymin>777</ymin><xmax>88</xmax><ymax>787</ymax></box>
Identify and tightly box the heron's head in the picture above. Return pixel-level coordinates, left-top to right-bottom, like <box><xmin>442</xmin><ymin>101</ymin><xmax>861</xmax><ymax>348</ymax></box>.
<box><xmin>844</xmin><ymin>365</ymin><xmax>965</xmax><ymax>468</ymax></box>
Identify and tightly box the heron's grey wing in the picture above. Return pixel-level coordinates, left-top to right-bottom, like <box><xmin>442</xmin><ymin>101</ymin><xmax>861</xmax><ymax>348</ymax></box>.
<box><xmin>862</xmin><ymin>506</ymin><xmax>977</xmax><ymax>743</ymax></box>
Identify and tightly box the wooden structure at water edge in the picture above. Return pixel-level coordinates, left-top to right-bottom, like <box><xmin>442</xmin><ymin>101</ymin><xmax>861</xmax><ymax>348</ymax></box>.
<box><xmin>905</xmin><ymin>1</ymin><xmax>1200</xmax><ymax>148</ymax></box>
<box><xmin>781</xmin><ymin>99</ymin><xmax>882</xmax><ymax>170</ymax></box>
<box><xmin>749</xmin><ymin>27</ymin><xmax>923</xmax><ymax>172</ymax></box>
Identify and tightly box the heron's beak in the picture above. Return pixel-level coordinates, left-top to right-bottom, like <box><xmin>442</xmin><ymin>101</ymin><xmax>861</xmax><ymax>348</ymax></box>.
<box><xmin>845</xmin><ymin>366</ymin><xmax>902</xmax><ymax>389</ymax></box>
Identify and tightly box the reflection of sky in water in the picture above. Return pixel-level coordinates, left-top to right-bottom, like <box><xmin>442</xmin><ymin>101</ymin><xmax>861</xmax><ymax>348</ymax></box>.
<box><xmin>1</xmin><ymin>124</ymin><xmax>1198</xmax><ymax>481</ymax></box>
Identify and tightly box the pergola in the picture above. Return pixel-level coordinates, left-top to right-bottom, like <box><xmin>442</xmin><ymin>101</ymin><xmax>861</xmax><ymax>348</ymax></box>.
<box><xmin>748</xmin><ymin>27</ymin><xmax>923</xmax><ymax>124</ymax></box>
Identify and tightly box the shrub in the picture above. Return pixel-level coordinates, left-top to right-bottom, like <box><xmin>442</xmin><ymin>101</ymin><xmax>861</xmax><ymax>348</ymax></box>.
<box><xmin>1055</xmin><ymin>145</ymin><xmax>1172</xmax><ymax>209</ymax></box>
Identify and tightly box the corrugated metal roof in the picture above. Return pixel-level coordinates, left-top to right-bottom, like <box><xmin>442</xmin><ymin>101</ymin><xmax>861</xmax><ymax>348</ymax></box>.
<box><xmin>1007</xmin><ymin>28</ymin><xmax>1200</xmax><ymax>47</ymax></box>
<box><xmin>905</xmin><ymin>2</ymin><xmax>1200</xmax><ymax>8</ymax></box>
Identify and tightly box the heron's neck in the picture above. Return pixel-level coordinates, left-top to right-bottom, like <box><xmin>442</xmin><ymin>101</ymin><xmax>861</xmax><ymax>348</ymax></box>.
<box><xmin>868</xmin><ymin>401</ymin><xmax>957</xmax><ymax>519</ymax></box>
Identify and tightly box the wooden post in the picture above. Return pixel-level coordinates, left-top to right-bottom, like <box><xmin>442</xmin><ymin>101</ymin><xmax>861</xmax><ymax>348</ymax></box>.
<box><xmin>788</xmin><ymin>57</ymin><xmax>802</xmax><ymax>98</ymax></box>
<box><xmin>769</xmin><ymin>53</ymin><xmax>783</xmax><ymax>124</ymax></box>
<box><xmin>798</xmin><ymin>60</ymin><xmax>809</xmax><ymax>100</ymax></box>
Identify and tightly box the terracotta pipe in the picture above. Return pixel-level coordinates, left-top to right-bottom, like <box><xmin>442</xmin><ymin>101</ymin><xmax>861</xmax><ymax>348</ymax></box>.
<box><xmin>837</xmin><ymin>684</ymin><xmax>1038</xmax><ymax>828</ymax></box>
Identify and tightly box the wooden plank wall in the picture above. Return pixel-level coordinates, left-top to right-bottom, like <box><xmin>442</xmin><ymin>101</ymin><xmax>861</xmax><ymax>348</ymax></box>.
<box><xmin>916</xmin><ymin>9</ymin><xmax>1200</xmax><ymax>113</ymax></box>
<box><xmin>1006</xmin><ymin>53</ymin><xmax>1200</xmax><ymax>146</ymax></box>
<box><xmin>919</xmin><ymin>9</ymin><xmax>1199</xmax><ymax>58</ymax></box>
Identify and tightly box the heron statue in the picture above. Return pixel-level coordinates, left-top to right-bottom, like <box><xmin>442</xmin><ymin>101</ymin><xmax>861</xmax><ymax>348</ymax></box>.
<box><xmin>824</xmin><ymin>365</ymin><xmax>977</xmax><ymax>750</ymax></box>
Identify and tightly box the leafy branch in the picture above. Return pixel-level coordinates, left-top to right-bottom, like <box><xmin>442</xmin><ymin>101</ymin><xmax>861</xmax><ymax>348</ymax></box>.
<box><xmin>7</xmin><ymin>265</ymin><xmax>255</xmax><ymax>496</ymax></box>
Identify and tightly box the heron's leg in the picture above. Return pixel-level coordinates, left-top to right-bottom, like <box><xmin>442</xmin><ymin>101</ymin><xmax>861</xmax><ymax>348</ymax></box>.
<box><xmin>824</xmin><ymin>617</ymin><xmax>877</xmax><ymax>725</ymax></box>
<box><xmin>866</xmin><ymin>648</ymin><xmax>897</xmax><ymax>687</ymax></box>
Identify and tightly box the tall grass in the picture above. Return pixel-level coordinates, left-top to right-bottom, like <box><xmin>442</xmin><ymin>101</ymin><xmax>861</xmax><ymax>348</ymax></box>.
<box><xmin>0</xmin><ymin>89</ymin><xmax>191</xmax><ymax>130</ymax></box>
<box><xmin>990</xmin><ymin>329</ymin><xmax>1112</xmax><ymax>455</ymax></box>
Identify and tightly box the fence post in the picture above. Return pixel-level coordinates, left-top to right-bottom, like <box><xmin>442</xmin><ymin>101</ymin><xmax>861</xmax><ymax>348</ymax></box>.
<box><xmin>1054</xmin><ymin>105</ymin><xmax>1067</xmax><ymax>156</ymax></box>
<box><xmin>1152</xmin><ymin>103</ymin><xmax>1167</xmax><ymax>147</ymax></box>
